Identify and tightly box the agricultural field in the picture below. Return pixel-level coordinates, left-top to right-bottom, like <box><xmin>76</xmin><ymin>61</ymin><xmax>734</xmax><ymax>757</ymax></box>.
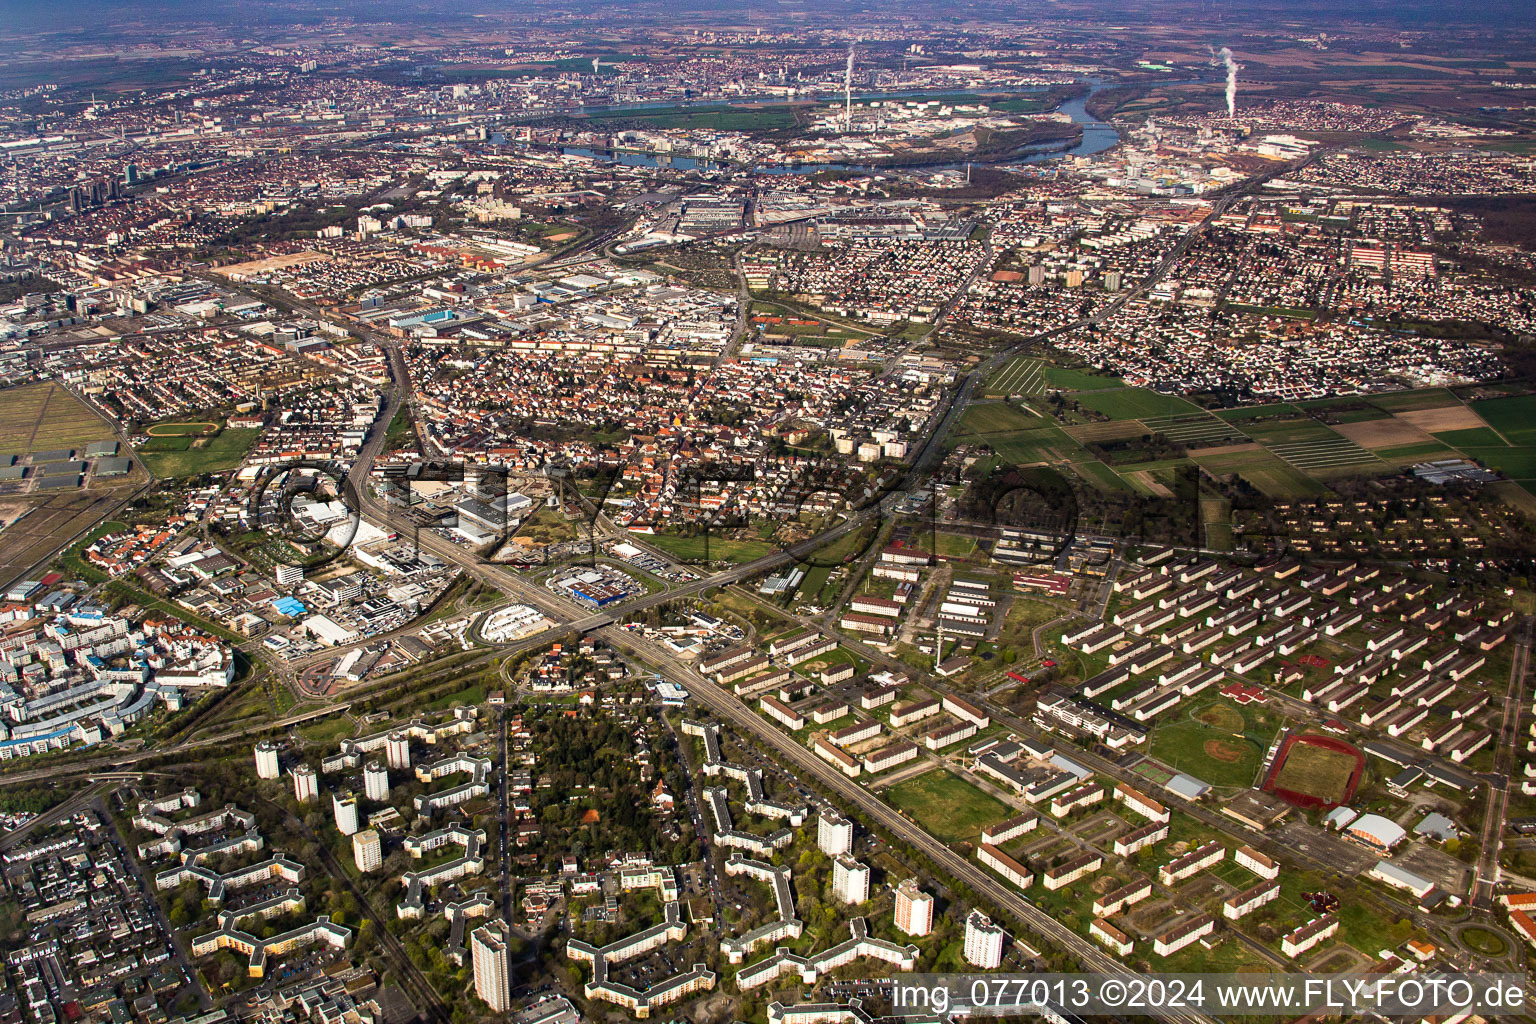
<box><xmin>1367</xmin><ymin>388</ymin><xmax>1463</xmax><ymax>413</ymax></box>
<box><xmin>1067</xmin><ymin>459</ymin><xmax>1133</xmax><ymax>492</ymax></box>
<box><xmin>957</xmin><ymin>401</ymin><xmax>1040</xmax><ymax>435</ymax></box>
<box><xmin>1070</xmin><ymin>387</ymin><xmax>1202</xmax><ymax>421</ymax></box>
<box><xmin>1433</xmin><ymin>426</ymin><xmax>1507</xmax><ymax>448</ymax></box>
<box><xmin>1239</xmin><ymin>417</ymin><xmax>1342</xmax><ymax>446</ymax></box>
<box><xmin>1373</xmin><ymin>441</ymin><xmax>1455</xmax><ymax>466</ymax></box>
<box><xmin>1471</xmin><ymin>393</ymin><xmax>1536</xmax><ymax>445</ymax></box>
<box><xmin>1265</xmin><ymin>434</ymin><xmax>1379</xmax><ymax>474</ymax></box>
<box><xmin>986</xmin><ymin>357</ymin><xmax>1124</xmax><ymax>397</ymax></box>
<box><xmin>1192</xmin><ymin>447</ymin><xmax>1326</xmax><ymax>498</ymax></box>
<box><xmin>0</xmin><ymin>383</ymin><xmax>117</xmax><ymax>455</ymax></box>
<box><xmin>1214</xmin><ymin>403</ymin><xmax>1305</xmax><ymax>423</ymax></box>
<box><xmin>1139</xmin><ymin>412</ymin><xmax>1247</xmax><ymax>449</ymax></box>
<box><xmin>956</xmin><ymin>418</ymin><xmax>1094</xmax><ymax>468</ymax></box>
<box><xmin>1043</xmin><ymin>365</ymin><xmax>1123</xmax><ymax>391</ymax></box>
<box><xmin>1</xmin><ymin>491</ymin><xmax>128</xmax><ymax>590</ymax></box>
<box><xmin>1461</xmin><ymin>446</ymin><xmax>1536</xmax><ymax>483</ymax></box>
<box><xmin>985</xmin><ymin>357</ymin><xmax>1048</xmax><ymax>397</ymax></box>
<box><xmin>884</xmin><ymin>769</ymin><xmax>1011</xmax><ymax>844</ymax></box>
<box><xmin>1114</xmin><ymin>458</ymin><xmax>1194</xmax><ymax>497</ymax></box>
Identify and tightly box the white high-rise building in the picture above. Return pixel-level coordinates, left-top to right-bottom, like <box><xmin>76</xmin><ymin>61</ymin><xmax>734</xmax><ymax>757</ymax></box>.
<box><xmin>471</xmin><ymin>920</ymin><xmax>512</xmax><ymax>1012</ymax></box>
<box><xmin>363</xmin><ymin>762</ymin><xmax>389</xmax><ymax>802</ymax></box>
<box><xmin>333</xmin><ymin>792</ymin><xmax>359</xmax><ymax>836</ymax></box>
<box><xmin>965</xmin><ymin>910</ymin><xmax>1005</xmax><ymax>968</ymax></box>
<box><xmin>254</xmin><ymin>741</ymin><xmax>280</xmax><ymax>780</ymax></box>
<box><xmin>292</xmin><ymin>764</ymin><xmax>319</xmax><ymax>804</ymax></box>
<box><xmin>352</xmin><ymin>829</ymin><xmax>382</xmax><ymax>873</ymax></box>
<box><xmin>275</xmin><ymin>563</ymin><xmax>305</xmax><ymax>587</ymax></box>
<box><xmin>817</xmin><ymin>812</ymin><xmax>853</xmax><ymax>857</ymax></box>
<box><xmin>894</xmin><ymin>879</ymin><xmax>934</xmax><ymax>937</ymax></box>
<box><xmin>386</xmin><ymin>731</ymin><xmax>411</xmax><ymax>770</ymax></box>
<box><xmin>832</xmin><ymin>855</ymin><xmax>870</xmax><ymax>905</ymax></box>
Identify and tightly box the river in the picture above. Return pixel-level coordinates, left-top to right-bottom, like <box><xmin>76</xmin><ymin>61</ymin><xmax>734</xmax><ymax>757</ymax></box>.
<box><xmin>494</xmin><ymin>80</ymin><xmax>1126</xmax><ymax>175</ymax></box>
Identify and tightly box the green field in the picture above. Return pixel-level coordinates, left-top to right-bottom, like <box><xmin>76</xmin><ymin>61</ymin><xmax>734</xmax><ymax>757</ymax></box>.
<box><xmin>1240</xmin><ymin>418</ymin><xmax>1342</xmax><ymax>445</ymax></box>
<box><xmin>297</xmin><ymin>714</ymin><xmax>356</xmax><ymax>746</ymax></box>
<box><xmin>933</xmin><ymin>531</ymin><xmax>979</xmax><ymax>558</ymax></box>
<box><xmin>138</xmin><ymin>427</ymin><xmax>260</xmax><ymax>478</ymax></box>
<box><xmin>960</xmin><ymin>423</ymin><xmax>1092</xmax><ymax>466</ymax></box>
<box><xmin>645</xmin><ymin>530</ymin><xmax>772</xmax><ymax>564</ymax></box>
<box><xmin>1472</xmin><ymin>394</ymin><xmax>1536</xmax><ymax>445</ymax></box>
<box><xmin>792</xmin><ymin>645</ymin><xmax>869</xmax><ymax>681</ymax></box>
<box><xmin>1070</xmin><ymin>387</ymin><xmax>1201</xmax><ymax>421</ymax></box>
<box><xmin>1460</xmin><ymin>926</ymin><xmax>1509</xmax><ymax>957</ymax></box>
<box><xmin>1067</xmin><ymin>459</ymin><xmax>1134</xmax><ymax>492</ymax></box>
<box><xmin>1192</xmin><ymin>447</ymin><xmax>1326</xmax><ymax>497</ymax></box>
<box><xmin>1375</xmin><ymin>441</ymin><xmax>1455</xmax><ymax>464</ymax></box>
<box><xmin>1434</xmin><ymin>426</ymin><xmax>1507</xmax><ymax>448</ymax></box>
<box><xmin>513</xmin><ymin>505</ymin><xmax>580</xmax><ymax>545</ymax></box>
<box><xmin>1044</xmin><ymin>365</ymin><xmax>1123</xmax><ymax>391</ymax></box>
<box><xmin>1368</xmin><ymin>388</ymin><xmax>1461</xmax><ymax>412</ymax></box>
<box><xmin>958</xmin><ymin>401</ymin><xmax>1040</xmax><ymax>435</ymax></box>
<box><xmin>885</xmin><ymin>770</ymin><xmax>1012</xmax><ymax>844</ymax></box>
<box><xmin>1213</xmin><ymin>403</ymin><xmax>1304</xmax><ymax>423</ymax></box>
<box><xmin>1462</xmin><ymin>445</ymin><xmax>1536</xmax><ymax>481</ymax></box>
<box><xmin>1148</xmin><ymin>713</ymin><xmax>1265</xmax><ymax>789</ymax></box>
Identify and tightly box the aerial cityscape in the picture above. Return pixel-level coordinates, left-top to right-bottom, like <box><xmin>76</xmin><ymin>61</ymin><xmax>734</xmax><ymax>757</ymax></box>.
<box><xmin>4</xmin><ymin>0</ymin><xmax>1536</xmax><ymax>1021</ymax></box>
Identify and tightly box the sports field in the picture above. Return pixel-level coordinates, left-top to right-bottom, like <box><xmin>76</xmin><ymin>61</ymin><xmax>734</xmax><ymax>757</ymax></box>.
<box><xmin>145</xmin><ymin>421</ymin><xmax>218</xmax><ymax>437</ymax></box>
<box><xmin>1264</xmin><ymin>734</ymin><xmax>1364</xmax><ymax>808</ymax></box>
<box><xmin>1148</xmin><ymin>703</ymin><xmax>1267</xmax><ymax>788</ymax></box>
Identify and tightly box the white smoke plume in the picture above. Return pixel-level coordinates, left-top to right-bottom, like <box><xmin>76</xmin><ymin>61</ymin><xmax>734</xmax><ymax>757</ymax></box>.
<box><xmin>844</xmin><ymin>44</ymin><xmax>855</xmax><ymax>128</ymax></box>
<box><xmin>1218</xmin><ymin>46</ymin><xmax>1240</xmax><ymax>117</ymax></box>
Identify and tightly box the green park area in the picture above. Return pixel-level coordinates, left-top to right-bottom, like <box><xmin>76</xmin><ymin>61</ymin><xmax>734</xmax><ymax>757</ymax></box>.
<box><xmin>885</xmin><ymin>770</ymin><xmax>1010</xmax><ymax>844</ymax></box>
<box><xmin>138</xmin><ymin>422</ymin><xmax>260</xmax><ymax>478</ymax></box>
